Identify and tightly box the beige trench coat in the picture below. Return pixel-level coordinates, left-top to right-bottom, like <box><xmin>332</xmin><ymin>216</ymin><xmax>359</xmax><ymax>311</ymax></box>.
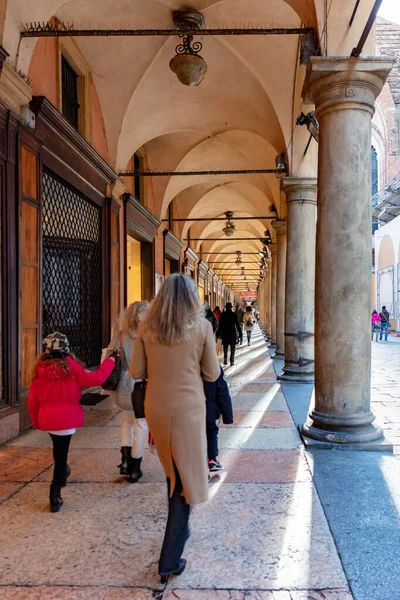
<box><xmin>129</xmin><ymin>318</ymin><xmax>220</xmax><ymax>504</ymax></box>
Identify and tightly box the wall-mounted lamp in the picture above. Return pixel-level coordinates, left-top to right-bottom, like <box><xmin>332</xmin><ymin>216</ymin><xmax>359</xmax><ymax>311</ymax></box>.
<box><xmin>296</xmin><ymin>111</ymin><xmax>319</xmax><ymax>142</ymax></box>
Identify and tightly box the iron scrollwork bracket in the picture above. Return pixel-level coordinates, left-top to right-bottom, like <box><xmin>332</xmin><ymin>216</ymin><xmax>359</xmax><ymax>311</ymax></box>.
<box><xmin>176</xmin><ymin>33</ymin><xmax>203</xmax><ymax>56</ymax></box>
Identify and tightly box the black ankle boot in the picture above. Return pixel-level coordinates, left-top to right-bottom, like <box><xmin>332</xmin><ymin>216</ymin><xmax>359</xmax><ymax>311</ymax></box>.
<box><xmin>160</xmin><ymin>558</ymin><xmax>187</xmax><ymax>584</ymax></box>
<box><xmin>49</xmin><ymin>484</ymin><xmax>63</xmax><ymax>513</ymax></box>
<box><xmin>129</xmin><ymin>457</ymin><xmax>143</xmax><ymax>483</ymax></box>
<box><xmin>118</xmin><ymin>447</ymin><xmax>132</xmax><ymax>475</ymax></box>
<box><xmin>61</xmin><ymin>464</ymin><xmax>71</xmax><ymax>488</ymax></box>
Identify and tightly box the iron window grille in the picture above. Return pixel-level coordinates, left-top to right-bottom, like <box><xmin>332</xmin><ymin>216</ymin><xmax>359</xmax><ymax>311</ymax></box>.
<box><xmin>61</xmin><ymin>56</ymin><xmax>80</xmax><ymax>129</ymax></box>
<box><xmin>42</xmin><ymin>167</ymin><xmax>102</xmax><ymax>367</ymax></box>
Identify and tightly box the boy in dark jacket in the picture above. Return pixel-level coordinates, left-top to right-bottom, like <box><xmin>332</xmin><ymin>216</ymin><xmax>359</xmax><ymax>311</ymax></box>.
<box><xmin>203</xmin><ymin>366</ymin><xmax>234</xmax><ymax>472</ymax></box>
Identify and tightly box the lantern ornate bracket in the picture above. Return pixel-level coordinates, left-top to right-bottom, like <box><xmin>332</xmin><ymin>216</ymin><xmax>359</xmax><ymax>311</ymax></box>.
<box><xmin>170</xmin><ymin>9</ymin><xmax>207</xmax><ymax>86</ymax></box>
<box><xmin>173</xmin><ymin>8</ymin><xmax>204</xmax><ymax>56</ymax></box>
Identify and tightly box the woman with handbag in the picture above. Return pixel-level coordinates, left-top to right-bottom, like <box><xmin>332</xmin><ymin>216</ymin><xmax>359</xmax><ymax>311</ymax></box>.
<box><xmin>130</xmin><ymin>274</ymin><xmax>220</xmax><ymax>584</ymax></box>
<box><xmin>106</xmin><ymin>301</ymin><xmax>149</xmax><ymax>482</ymax></box>
<box><xmin>243</xmin><ymin>306</ymin><xmax>255</xmax><ymax>346</ymax></box>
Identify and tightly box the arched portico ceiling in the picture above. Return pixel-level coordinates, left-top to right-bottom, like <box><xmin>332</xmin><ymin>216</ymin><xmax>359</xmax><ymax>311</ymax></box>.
<box><xmin>160</xmin><ymin>130</ymin><xmax>279</xmax><ymax>218</ymax></box>
<box><xmin>117</xmin><ymin>33</ymin><xmax>285</xmax><ymax>169</ymax></box>
<box><xmin>194</xmin><ymin>215</ymin><xmax>265</xmax><ymax>253</ymax></box>
<box><xmin>5</xmin><ymin>0</ymin><xmax>315</xmax><ymax>174</ymax></box>
<box><xmin>204</xmin><ymin>231</ymin><xmax>262</xmax><ymax>256</ymax></box>
<box><xmin>180</xmin><ymin>183</ymin><xmax>274</xmax><ymax>239</ymax></box>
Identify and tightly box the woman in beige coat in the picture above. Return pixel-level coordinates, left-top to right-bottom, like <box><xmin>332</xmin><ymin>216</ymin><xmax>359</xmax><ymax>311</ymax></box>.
<box><xmin>130</xmin><ymin>273</ymin><xmax>220</xmax><ymax>583</ymax></box>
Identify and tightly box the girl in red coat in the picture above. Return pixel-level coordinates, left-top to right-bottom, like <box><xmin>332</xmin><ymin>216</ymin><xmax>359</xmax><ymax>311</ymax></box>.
<box><xmin>28</xmin><ymin>332</ymin><xmax>115</xmax><ymax>512</ymax></box>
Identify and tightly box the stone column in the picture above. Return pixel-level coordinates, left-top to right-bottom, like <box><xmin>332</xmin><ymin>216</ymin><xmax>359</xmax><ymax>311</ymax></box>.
<box><xmin>271</xmin><ymin>222</ymin><xmax>287</xmax><ymax>357</ymax></box>
<box><xmin>301</xmin><ymin>57</ymin><xmax>394</xmax><ymax>445</ymax></box>
<box><xmin>269</xmin><ymin>244</ymin><xmax>277</xmax><ymax>346</ymax></box>
<box><xmin>279</xmin><ymin>178</ymin><xmax>317</xmax><ymax>383</ymax></box>
<box><xmin>266</xmin><ymin>258</ymin><xmax>272</xmax><ymax>338</ymax></box>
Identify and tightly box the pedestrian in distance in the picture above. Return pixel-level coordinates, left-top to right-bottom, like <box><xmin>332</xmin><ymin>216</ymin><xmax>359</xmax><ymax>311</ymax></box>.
<box><xmin>371</xmin><ymin>310</ymin><xmax>381</xmax><ymax>342</ymax></box>
<box><xmin>106</xmin><ymin>301</ymin><xmax>149</xmax><ymax>483</ymax></box>
<box><xmin>130</xmin><ymin>274</ymin><xmax>220</xmax><ymax>584</ymax></box>
<box><xmin>379</xmin><ymin>305</ymin><xmax>390</xmax><ymax>341</ymax></box>
<box><xmin>204</xmin><ymin>366</ymin><xmax>234</xmax><ymax>473</ymax></box>
<box><xmin>235</xmin><ymin>304</ymin><xmax>244</xmax><ymax>345</ymax></box>
<box><xmin>217</xmin><ymin>302</ymin><xmax>241</xmax><ymax>366</ymax></box>
<box><xmin>204</xmin><ymin>304</ymin><xmax>218</xmax><ymax>333</ymax></box>
<box><xmin>28</xmin><ymin>332</ymin><xmax>116</xmax><ymax>513</ymax></box>
<box><xmin>213</xmin><ymin>306</ymin><xmax>222</xmax><ymax>322</ymax></box>
<box><xmin>243</xmin><ymin>306</ymin><xmax>255</xmax><ymax>346</ymax></box>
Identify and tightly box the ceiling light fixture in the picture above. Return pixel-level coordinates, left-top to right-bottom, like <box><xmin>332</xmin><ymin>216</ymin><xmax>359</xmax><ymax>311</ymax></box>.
<box><xmin>169</xmin><ymin>9</ymin><xmax>207</xmax><ymax>86</ymax></box>
<box><xmin>235</xmin><ymin>251</ymin><xmax>242</xmax><ymax>266</ymax></box>
<box><xmin>222</xmin><ymin>211</ymin><xmax>236</xmax><ymax>237</ymax></box>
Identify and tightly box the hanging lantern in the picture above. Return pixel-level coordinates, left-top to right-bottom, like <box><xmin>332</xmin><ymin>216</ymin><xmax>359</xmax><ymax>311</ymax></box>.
<box><xmin>222</xmin><ymin>211</ymin><xmax>235</xmax><ymax>237</ymax></box>
<box><xmin>169</xmin><ymin>9</ymin><xmax>207</xmax><ymax>87</ymax></box>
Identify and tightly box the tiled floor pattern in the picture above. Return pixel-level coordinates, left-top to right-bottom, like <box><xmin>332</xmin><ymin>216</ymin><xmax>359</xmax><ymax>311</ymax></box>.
<box><xmin>0</xmin><ymin>328</ymin><xmax>353</xmax><ymax>599</ymax></box>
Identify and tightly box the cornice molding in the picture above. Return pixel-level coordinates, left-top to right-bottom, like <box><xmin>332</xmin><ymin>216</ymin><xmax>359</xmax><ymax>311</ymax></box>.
<box><xmin>30</xmin><ymin>96</ymin><xmax>117</xmax><ymax>184</ymax></box>
<box><xmin>164</xmin><ymin>230</ymin><xmax>183</xmax><ymax>260</ymax></box>
<box><xmin>185</xmin><ymin>247</ymin><xmax>198</xmax><ymax>264</ymax></box>
<box><xmin>0</xmin><ymin>62</ymin><xmax>32</xmax><ymax>116</ymax></box>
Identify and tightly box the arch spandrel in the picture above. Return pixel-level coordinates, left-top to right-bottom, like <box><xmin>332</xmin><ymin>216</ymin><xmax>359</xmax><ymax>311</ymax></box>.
<box><xmin>378</xmin><ymin>234</ymin><xmax>395</xmax><ymax>270</ymax></box>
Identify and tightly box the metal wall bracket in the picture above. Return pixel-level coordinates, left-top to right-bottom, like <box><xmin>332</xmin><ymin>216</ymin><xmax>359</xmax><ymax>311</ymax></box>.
<box><xmin>284</xmin><ymin>330</ymin><xmax>314</xmax><ymax>341</ymax></box>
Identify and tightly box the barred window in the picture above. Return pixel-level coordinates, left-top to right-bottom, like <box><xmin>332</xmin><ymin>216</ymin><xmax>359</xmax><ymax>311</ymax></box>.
<box><xmin>42</xmin><ymin>168</ymin><xmax>102</xmax><ymax>367</ymax></box>
<box><xmin>61</xmin><ymin>56</ymin><xmax>80</xmax><ymax>129</ymax></box>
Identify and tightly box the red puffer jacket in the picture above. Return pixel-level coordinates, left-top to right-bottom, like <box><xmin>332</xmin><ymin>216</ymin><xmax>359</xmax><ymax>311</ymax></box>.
<box><xmin>28</xmin><ymin>356</ymin><xmax>115</xmax><ymax>431</ymax></box>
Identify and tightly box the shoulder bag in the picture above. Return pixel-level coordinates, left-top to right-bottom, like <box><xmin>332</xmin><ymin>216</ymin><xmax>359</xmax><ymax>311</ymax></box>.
<box><xmin>102</xmin><ymin>351</ymin><xmax>122</xmax><ymax>391</ymax></box>
<box><xmin>102</xmin><ymin>332</ymin><xmax>123</xmax><ymax>391</ymax></box>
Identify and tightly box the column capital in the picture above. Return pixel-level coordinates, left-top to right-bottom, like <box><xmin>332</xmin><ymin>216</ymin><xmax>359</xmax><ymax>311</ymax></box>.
<box><xmin>302</xmin><ymin>57</ymin><xmax>395</xmax><ymax>119</ymax></box>
<box><xmin>271</xmin><ymin>219</ymin><xmax>287</xmax><ymax>236</ymax></box>
<box><xmin>268</xmin><ymin>243</ymin><xmax>277</xmax><ymax>257</ymax></box>
<box><xmin>281</xmin><ymin>177</ymin><xmax>317</xmax><ymax>206</ymax></box>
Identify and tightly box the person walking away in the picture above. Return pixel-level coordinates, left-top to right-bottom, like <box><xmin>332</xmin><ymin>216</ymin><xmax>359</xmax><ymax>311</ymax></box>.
<box><xmin>243</xmin><ymin>306</ymin><xmax>255</xmax><ymax>346</ymax></box>
<box><xmin>218</xmin><ymin>302</ymin><xmax>241</xmax><ymax>366</ymax></box>
<box><xmin>371</xmin><ymin>310</ymin><xmax>381</xmax><ymax>342</ymax></box>
<box><xmin>379</xmin><ymin>305</ymin><xmax>390</xmax><ymax>341</ymax></box>
<box><xmin>235</xmin><ymin>304</ymin><xmax>244</xmax><ymax>344</ymax></box>
<box><xmin>106</xmin><ymin>301</ymin><xmax>149</xmax><ymax>482</ymax></box>
<box><xmin>130</xmin><ymin>274</ymin><xmax>220</xmax><ymax>583</ymax></box>
<box><xmin>205</xmin><ymin>304</ymin><xmax>218</xmax><ymax>333</ymax></box>
<box><xmin>28</xmin><ymin>332</ymin><xmax>115</xmax><ymax>512</ymax></box>
<box><xmin>213</xmin><ymin>306</ymin><xmax>222</xmax><ymax>322</ymax></box>
<box><xmin>204</xmin><ymin>366</ymin><xmax>233</xmax><ymax>473</ymax></box>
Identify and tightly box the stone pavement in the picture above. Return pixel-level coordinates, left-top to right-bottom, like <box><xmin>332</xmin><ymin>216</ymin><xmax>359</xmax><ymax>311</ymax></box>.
<box><xmin>278</xmin><ymin>332</ymin><xmax>400</xmax><ymax>600</ymax></box>
<box><xmin>0</xmin><ymin>327</ymin><xmax>354</xmax><ymax>599</ymax></box>
<box><xmin>371</xmin><ymin>334</ymin><xmax>400</xmax><ymax>452</ymax></box>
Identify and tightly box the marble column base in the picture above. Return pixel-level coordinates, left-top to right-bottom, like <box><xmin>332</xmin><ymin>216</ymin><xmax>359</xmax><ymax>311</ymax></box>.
<box><xmin>272</xmin><ymin>349</ymin><xmax>284</xmax><ymax>358</ymax></box>
<box><xmin>278</xmin><ymin>370</ymin><xmax>314</xmax><ymax>384</ymax></box>
<box><xmin>301</xmin><ymin>421</ymin><xmax>385</xmax><ymax>446</ymax></box>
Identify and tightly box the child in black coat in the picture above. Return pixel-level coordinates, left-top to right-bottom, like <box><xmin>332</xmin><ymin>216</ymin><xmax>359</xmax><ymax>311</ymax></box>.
<box><xmin>203</xmin><ymin>366</ymin><xmax>234</xmax><ymax>472</ymax></box>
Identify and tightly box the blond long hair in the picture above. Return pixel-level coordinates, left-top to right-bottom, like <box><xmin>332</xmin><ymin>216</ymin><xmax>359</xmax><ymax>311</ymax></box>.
<box><xmin>142</xmin><ymin>274</ymin><xmax>202</xmax><ymax>345</ymax></box>
<box><xmin>120</xmin><ymin>301</ymin><xmax>149</xmax><ymax>334</ymax></box>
